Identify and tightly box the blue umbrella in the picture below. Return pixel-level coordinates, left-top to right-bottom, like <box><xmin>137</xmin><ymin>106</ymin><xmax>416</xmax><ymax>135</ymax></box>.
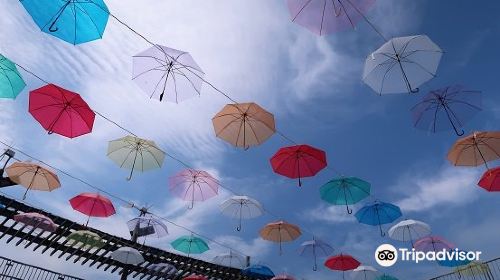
<box><xmin>437</xmin><ymin>250</ymin><xmax>471</xmax><ymax>267</ymax></box>
<box><xmin>355</xmin><ymin>201</ymin><xmax>402</xmax><ymax>236</ymax></box>
<box><xmin>242</xmin><ymin>265</ymin><xmax>275</xmax><ymax>278</ymax></box>
<box><xmin>299</xmin><ymin>238</ymin><xmax>334</xmax><ymax>271</ymax></box>
<box><xmin>20</xmin><ymin>0</ymin><xmax>110</xmax><ymax>45</ymax></box>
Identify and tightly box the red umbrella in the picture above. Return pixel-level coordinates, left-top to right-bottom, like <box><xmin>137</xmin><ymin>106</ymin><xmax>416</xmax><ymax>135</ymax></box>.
<box><xmin>478</xmin><ymin>167</ymin><xmax>500</xmax><ymax>192</ymax></box>
<box><xmin>183</xmin><ymin>275</ymin><xmax>207</xmax><ymax>280</ymax></box>
<box><xmin>29</xmin><ymin>84</ymin><xmax>95</xmax><ymax>138</ymax></box>
<box><xmin>69</xmin><ymin>193</ymin><xmax>116</xmax><ymax>226</ymax></box>
<box><xmin>270</xmin><ymin>144</ymin><xmax>327</xmax><ymax>186</ymax></box>
<box><xmin>325</xmin><ymin>254</ymin><xmax>360</xmax><ymax>279</ymax></box>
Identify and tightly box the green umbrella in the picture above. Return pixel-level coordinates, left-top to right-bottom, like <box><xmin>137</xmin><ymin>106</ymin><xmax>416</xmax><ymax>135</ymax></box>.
<box><xmin>376</xmin><ymin>274</ymin><xmax>399</xmax><ymax>280</ymax></box>
<box><xmin>0</xmin><ymin>54</ymin><xmax>26</xmax><ymax>99</ymax></box>
<box><xmin>66</xmin><ymin>230</ymin><xmax>105</xmax><ymax>250</ymax></box>
<box><xmin>171</xmin><ymin>235</ymin><xmax>209</xmax><ymax>257</ymax></box>
<box><xmin>320</xmin><ymin>177</ymin><xmax>371</xmax><ymax>214</ymax></box>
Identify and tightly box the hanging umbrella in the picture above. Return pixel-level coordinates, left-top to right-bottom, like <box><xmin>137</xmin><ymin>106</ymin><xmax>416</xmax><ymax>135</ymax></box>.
<box><xmin>171</xmin><ymin>235</ymin><xmax>209</xmax><ymax>256</ymax></box>
<box><xmin>20</xmin><ymin>0</ymin><xmax>109</xmax><ymax>45</ymax></box>
<box><xmin>29</xmin><ymin>84</ymin><xmax>95</xmax><ymax>138</ymax></box>
<box><xmin>183</xmin><ymin>275</ymin><xmax>207</xmax><ymax>280</ymax></box>
<box><xmin>413</xmin><ymin>236</ymin><xmax>454</xmax><ymax>253</ymax></box>
<box><xmin>388</xmin><ymin>219</ymin><xmax>431</xmax><ymax>247</ymax></box>
<box><xmin>324</xmin><ymin>254</ymin><xmax>361</xmax><ymax>280</ymax></box>
<box><xmin>270</xmin><ymin>144</ymin><xmax>327</xmax><ymax>186</ymax></box>
<box><xmin>478</xmin><ymin>167</ymin><xmax>500</xmax><ymax>192</ymax></box>
<box><xmin>149</xmin><ymin>263</ymin><xmax>178</xmax><ymax>276</ymax></box>
<box><xmin>66</xmin><ymin>230</ymin><xmax>105</xmax><ymax>249</ymax></box>
<box><xmin>271</xmin><ymin>274</ymin><xmax>296</xmax><ymax>280</ymax></box>
<box><xmin>111</xmin><ymin>247</ymin><xmax>144</xmax><ymax>265</ymax></box>
<box><xmin>411</xmin><ymin>85</ymin><xmax>482</xmax><ymax>136</ymax></box>
<box><xmin>132</xmin><ymin>45</ymin><xmax>204</xmax><ymax>103</ymax></box>
<box><xmin>220</xmin><ymin>196</ymin><xmax>264</xmax><ymax>231</ymax></box>
<box><xmin>69</xmin><ymin>193</ymin><xmax>116</xmax><ymax>226</ymax></box>
<box><xmin>376</xmin><ymin>274</ymin><xmax>399</xmax><ymax>280</ymax></box>
<box><xmin>455</xmin><ymin>262</ymin><xmax>491</xmax><ymax>277</ymax></box>
<box><xmin>260</xmin><ymin>221</ymin><xmax>301</xmax><ymax>255</ymax></box>
<box><xmin>14</xmin><ymin>212</ymin><xmax>57</xmax><ymax>232</ymax></box>
<box><xmin>127</xmin><ymin>216</ymin><xmax>168</xmax><ymax>238</ymax></box>
<box><xmin>363</xmin><ymin>35</ymin><xmax>443</xmax><ymax>94</ymax></box>
<box><xmin>169</xmin><ymin>169</ymin><xmax>219</xmax><ymax>209</ymax></box>
<box><xmin>299</xmin><ymin>238</ymin><xmax>334</xmax><ymax>271</ymax></box>
<box><xmin>242</xmin><ymin>265</ymin><xmax>275</xmax><ymax>278</ymax></box>
<box><xmin>107</xmin><ymin>135</ymin><xmax>165</xmax><ymax>180</ymax></box>
<box><xmin>447</xmin><ymin>131</ymin><xmax>500</xmax><ymax>169</ymax></box>
<box><xmin>351</xmin><ymin>266</ymin><xmax>379</xmax><ymax>280</ymax></box>
<box><xmin>212</xmin><ymin>103</ymin><xmax>276</xmax><ymax>149</ymax></box>
<box><xmin>320</xmin><ymin>176</ymin><xmax>370</xmax><ymax>214</ymax></box>
<box><xmin>6</xmin><ymin>162</ymin><xmax>60</xmax><ymax>199</ymax></box>
<box><xmin>213</xmin><ymin>251</ymin><xmax>246</xmax><ymax>268</ymax></box>
<box><xmin>0</xmin><ymin>54</ymin><xmax>26</xmax><ymax>99</ymax></box>
<box><xmin>437</xmin><ymin>250</ymin><xmax>471</xmax><ymax>267</ymax></box>
<box><xmin>355</xmin><ymin>201</ymin><xmax>402</xmax><ymax>236</ymax></box>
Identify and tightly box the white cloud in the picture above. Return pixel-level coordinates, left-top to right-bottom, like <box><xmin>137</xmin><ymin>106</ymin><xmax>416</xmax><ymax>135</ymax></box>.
<box><xmin>302</xmin><ymin>204</ymin><xmax>358</xmax><ymax>224</ymax></box>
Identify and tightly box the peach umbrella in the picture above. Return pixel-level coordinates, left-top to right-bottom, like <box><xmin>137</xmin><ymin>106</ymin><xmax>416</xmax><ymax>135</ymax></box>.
<box><xmin>447</xmin><ymin>131</ymin><xmax>500</xmax><ymax>168</ymax></box>
<box><xmin>260</xmin><ymin>221</ymin><xmax>301</xmax><ymax>255</ymax></box>
<box><xmin>6</xmin><ymin>162</ymin><xmax>60</xmax><ymax>199</ymax></box>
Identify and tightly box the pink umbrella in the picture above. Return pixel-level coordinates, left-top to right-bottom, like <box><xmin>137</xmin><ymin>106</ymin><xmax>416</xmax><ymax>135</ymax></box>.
<box><xmin>169</xmin><ymin>169</ymin><xmax>219</xmax><ymax>209</ymax></box>
<box><xmin>14</xmin><ymin>212</ymin><xmax>57</xmax><ymax>232</ymax></box>
<box><xmin>414</xmin><ymin>236</ymin><xmax>454</xmax><ymax>252</ymax></box>
<box><xmin>69</xmin><ymin>193</ymin><xmax>116</xmax><ymax>226</ymax></box>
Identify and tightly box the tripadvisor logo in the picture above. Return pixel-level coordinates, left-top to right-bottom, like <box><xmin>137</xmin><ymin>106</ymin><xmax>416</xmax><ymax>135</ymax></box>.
<box><xmin>375</xmin><ymin>244</ymin><xmax>482</xmax><ymax>267</ymax></box>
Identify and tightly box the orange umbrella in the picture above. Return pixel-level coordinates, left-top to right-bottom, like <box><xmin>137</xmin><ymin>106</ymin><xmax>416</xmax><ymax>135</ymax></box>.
<box><xmin>212</xmin><ymin>103</ymin><xmax>276</xmax><ymax>149</ymax></box>
<box><xmin>447</xmin><ymin>131</ymin><xmax>500</xmax><ymax>168</ymax></box>
<box><xmin>260</xmin><ymin>221</ymin><xmax>301</xmax><ymax>255</ymax></box>
<box><xmin>6</xmin><ymin>162</ymin><xmax>60</xmax><ymax>199</ymax></box>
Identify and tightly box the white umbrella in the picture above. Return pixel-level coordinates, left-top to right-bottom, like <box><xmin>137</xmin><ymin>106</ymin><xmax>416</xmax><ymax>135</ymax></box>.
<box><xmin>299</xmin><ymin>238</ymin><xmax>334</xmax><ymax>271</ymax></box>
<box><xmin>127</xmin><ymin>216</ymin><xmax>169</xmax><ymax>238</ymax></box>
<box><xmin>149</xmin><ymin>263</ymin><xmax>178</xmax><ymax>276</ymax></box>
<box><xmin>351</xmin><ymin>266</ymin><xmax>379</xmax><ymax>280</ymax></box>
<box><xmin>220</xmin><ymin>196</ymin><xmax>264</xmax><ymax>231</ymax></box>
<box><xmin>213</xmin><ymin>251</ymin><xmax>246</xmax><ymax>268</ymax></box>
<box><xmin>388</xmin><ymin>219</ymin><xmax>431</xmax><ymax>246</ymax></box>
<box><xmin>111</xmin><ymin>247</ymin><xmax>144</xmax><ymax>265</ymax></box>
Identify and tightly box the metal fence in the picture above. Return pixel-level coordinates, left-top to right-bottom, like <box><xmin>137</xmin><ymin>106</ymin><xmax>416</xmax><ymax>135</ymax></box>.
<box><xmin>0</xmin><ymin>255</ymin><xmax>84</xmax><ymax>280</ymax></box>
<box><xmin>430</xmin><ymin>258</ymin><xmax>500</xmax><ymax>280</ymax></box>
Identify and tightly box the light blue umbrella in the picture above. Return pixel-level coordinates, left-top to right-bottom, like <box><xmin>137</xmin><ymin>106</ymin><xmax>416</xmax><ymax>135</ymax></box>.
<box><xmin>20</xmin><ymin>0</ymin><xmax>109</xmax><ymax>45</ymax></box>
<box><xmin>299</xmin><ymin>238</ymin><xmax>334</xmax><ymax>271</ymax></box>
<box><xmin>0</xmin><ymin>54</ymin><xmax>26</xmax><ymax>99</ymax></box>
<box><xmin>355</xmin><ymin>201</ymin><xmax>402</xmax><ymax>236</ymax></box>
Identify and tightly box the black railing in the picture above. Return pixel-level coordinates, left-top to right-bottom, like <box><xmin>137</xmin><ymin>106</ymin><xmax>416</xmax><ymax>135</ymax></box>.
<box><xmin>0</xmin><ymin>255</ymin><xmax>83</xmax><ymax>280</ymax></box>
<box><xmin>430</xmin><ymin>258</ymin><xmax>500</xmax><ymax>280</ymax></box>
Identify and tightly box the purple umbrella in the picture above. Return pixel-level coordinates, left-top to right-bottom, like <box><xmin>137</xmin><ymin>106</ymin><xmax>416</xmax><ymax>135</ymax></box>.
<box><xmin>414</xmin><ymin>236</ymin><xmax>454</xmax><ymax>253</ymax></box>
<box><xmin>132</xmin><ymin>45</ymin><xmax>204</xmax><ymax>103</ymax></box>
<box><xmin>14</xmin><ymin>212</ymin><xmax>57</xmax><ymax>232</ymax></box>
<box><xmin>169</xmin><ymin>169</ymin><xmax>219</xmax><ymax>209</ymax></box>
<box><xmin>287</xmin><ymin>0</ymin><xmax>376</xmax><ymax>36</ymax></box>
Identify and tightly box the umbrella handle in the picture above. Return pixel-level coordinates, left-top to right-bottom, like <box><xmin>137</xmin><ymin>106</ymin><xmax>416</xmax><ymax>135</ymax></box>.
<box><xmin>410</xmin><ymin>88</ymin><xmax>419</xmax><ymax>93</ymax></box>
<box><xmin>188</xmin><ymin>199</ymin><xmax>194</xmax><ymax>210</ymax></box>
<box><xmin>313</xmin><ymin>264</ymin><xmax>317</xmax><ymax>271</ymax></box>
<box><xmin>453</xmin><ymin>127</ymin><xmax>465</xmax><ymax>136</ymax></box>
<box><xmin>346</xmin><ymin>204</ymin><xmax>353</xmax><ymax>214</ymax></box>
<box><xmin>126</xmin><ymin>168</ymin><xmax>134</xmax><ymax>181</ymax></box>
<box><xmin>48</xmin><ymin>21</ymin><xmax>59</xmax><ymax>32</ymax></box>
<box><xmin>236</xmin><ymin>225</ymin><xmax>241</xmax><ymax>232</ymax></box>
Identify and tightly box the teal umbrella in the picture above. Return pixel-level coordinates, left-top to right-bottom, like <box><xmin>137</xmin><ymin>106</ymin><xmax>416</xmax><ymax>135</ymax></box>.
<box><xmin>0</xmin><ymin>54</ymin><xmax>26</xmax><ymax>99</ymax></box>
<box><xmin>376</xmin><ymin>275</ymin><xmax>398</xmax><ymax>280</ymax></box>
<box><xmin>320</xmin><ymin>177</ymin><xmax>371</xmax><ymax>214</ymax></box>
<box><xmin>171</xmin><ymin>235</ymin><xmax>209</xmax><ymax>257</ymax></box>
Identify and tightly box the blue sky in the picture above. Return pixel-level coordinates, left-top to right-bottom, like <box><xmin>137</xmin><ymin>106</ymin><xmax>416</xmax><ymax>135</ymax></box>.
<box><xmin>0</xmin><ymin>0</ymin><xmax>499</xmax><ymax>279</ymax></box>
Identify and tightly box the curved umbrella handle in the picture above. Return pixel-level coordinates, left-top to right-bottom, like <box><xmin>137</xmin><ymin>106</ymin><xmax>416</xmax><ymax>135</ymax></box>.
<box><xmin>48</xmin><ymin>21</ymin><xmax>59</xmax><ymax>32</ymax></box>
<box><xmin>236</xmin><ymin>225</ymin><xmax>242</xmax><ymax>232</ymax></box>
<box><xmin>188</xmin><ymin>199</ymin><xmax>194</xmax><ymax>210</ymax></box>
<box><xmin>410</xmin><ymin>87</ymin><xmax>419</xmax><ymax>93</ymax></box>
<box><xmin>346</xmin><ymin>204</ymin><xmax>353</xmax><ymax>214</ymax></box>
<box><xmin>453</xmin><ymin>127</ymin><xmax>465</xmax><ymax>136</ymax></box>
<box><xmin>313</xmin><ymin>264</ymin><xmax>318</xmax><ymax>271</ymax></box>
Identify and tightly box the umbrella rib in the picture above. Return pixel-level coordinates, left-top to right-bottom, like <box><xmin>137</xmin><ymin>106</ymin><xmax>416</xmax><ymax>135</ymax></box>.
<box><xmin>74</xmin><ymin>3</ymin><xmax>103</xmax><ymax>37</ymax></box>
<box><xmin>291</xmin><ymin>0</ymin><xmax>314</xmax><ymax>22</ymax></box>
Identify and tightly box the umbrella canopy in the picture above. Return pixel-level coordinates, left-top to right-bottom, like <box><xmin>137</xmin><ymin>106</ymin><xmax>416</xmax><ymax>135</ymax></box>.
<box><xmin>437</xmin><ymin>250</ymin><xmax>471</xmax><ymax>267</ymax></box>
<box><xmin>299</xmin><ymin>238</ymin><xmax>334</xmax><ymax>271</ymax></box>
<box><xmin>270</xmin><ymin>144</ymin><xmax>327</xmax><ymax>186</ymax></box>
<box><xmin>111</xmin><ymin>247</ymin><xmax>144</xmax><ymax>265</ymax></box>
<box><xmin>0</xmin><ymin>54</ymin><xmax>26</xmax><ymax>99</ymax></box>
<box><xmin>14</xmin><ymin>212</ymin><xmax>57</xmax><ymax>232</ymax></box>
<box><xmin>260</xmin><ymin>221</ymin><xmax>302</xmax><ymax>255</ymax></box>
<box><xmin>69</xmin><ymin>193</ymin><xmax>116</xmax><ymax>226</ymax></box>
<box><xmin>413</xmin><ymin>236</ymin><xmax>454</xmax><ymax>253</ymax></box>
<box><xmin>66</xmin><ymin>230</ymin><xmax>105</xmax><ymax>249</ymax></box>
<box><xmin>355</xmin><ymin>201</ymin><xmax>402</xmax><ymax>236</ymax></box>
<box><xmin>212</xmin><ymin>103</ymin><xmax>276</xmax><ymax>149</ymax></box>
<box><xmin>447</xmin><ymin>131</ymin><xmax>500</xmax><ymax>168</ymax></box>
<box><xmin>478</xmin><ymin>167</ymin><xmax>500</xmax><ymax>192</ymax></box>
<box><xmin>149</xmin><ymin>263</ymin><xmax>178</xmax><ymax>276</ymax></box>
<box><xmin>127</xmin><ymin>216</ymin><xmax>168</xmax><ymax>238</ymax></box>
<box><xmin>271</xmin><ymin>274</ymin><xmax>296</xmax><ymax>280</ymax></box>
<box><xmin>133</xmin><ymin>45</ymin><xmax>204</xmax><ymax>103</ymax></box>
<box><xmin>287</xmin><ymin>0</ymin><xmax>376</xmax><ymax>36</ymax></box>
<box><xmin>242</xmin><ymin>265</ymin><xmax>275</xmax><ymax>278</ymax></box>
<box><xmin>325</xmin><ymin>254</ymin><xmax>360</xmax><ymax>280</ymax></box>
<box><xmin>220</xmin><ymin>195</ymin><xmax>264</xmax><ymax>231</ymax></box>
<box><xmin>388</xmin><ymin>219</ymin><xmax>431</xmax><ymax>246</ymax></box>
<box><xmin>363</xmin><ymin>35</ymin><xmax>443</xmax><ymax>94</ymax></box>
<box><xmin>171</xmin><ymin>235</ymin><xmax>209</xmax><ymax>256</ymax></box>
<box><xmin>6</xmin><ymin>162</ymin><xmax>60</xmax><ymax>199</ymax></box>
<box><xmin>29</xmin><ymin>84</ymin><xmax>95</xmax><ymax>138</ymax></box>
<box><xmin>213</xmin><ymin>252</ymin><xmax>246</xmax><ymax>268</ymax></box>
<box><xmin>169</xmin><ymin>169</ymin><xmax>219</xmax><ymax>209</ymax></box>
<box><xmin>411</xmin><ymin>85</ymin><xmax>482</xmax><ymax>136</ymax></box>
<box><xmin>455</xmin><ymin>262</ymin><xmax>491</xmax><ymax>277</ymax></box>
<box><xmin>351</xmin><ymin>266</ymin><xmax>379</xmax><ymax>280</ymax></box>
<box><xmin>183</xmin><ymin>275</ymin><xmax>207</xmax><ymax>280</ymax></box>
<box><xmin>107</xmin><ymin>135</ymin><xmax>166</xmax><ymax>180</ymax></box>
<box><xmin>320</xmin><ymin>176</ymin><xmax>371</xmax><ymax>214</ymax></box>
<box><xmin>376</xmin><ymin>274</ymin><xmax>399</xmax><ymax>280</ymax></box>
<box><xmin>20</xmin><ymin>0</ymin><xmax>109</xmax><ymax>45</ymax></box>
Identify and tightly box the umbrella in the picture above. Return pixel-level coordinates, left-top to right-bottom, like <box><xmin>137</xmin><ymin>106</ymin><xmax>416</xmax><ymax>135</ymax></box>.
<box><xmin>66</xmin><ymin>230</ymin><xmax>105</xmax><ymax>249</ymax></box>
<box><xmin>324</xmin><ymin>254</ymin><xmax>360</xmax><ymax>280</ymax></box>
<box><xmin>29</xmin><ymin>84</ymin><xmax>95</xmax><ymax>138</ymax></box>
<box><xmin>320</xmin><ymin>176</ymin><xmax>370</xmax><ymax>214</ymax></box>
<box><xmin>271</xmin><ymin>274</ymin><xmax>296</xmax><ymax>280</ymax></box>
<box><xmin>260</xmin><ymin>221</ymin><xmax>302</xmax><ymax>255</ymax></box>
<box><xmin>351</xmin><ymin>266</ymin><xmax>379</xmax><ymax>280</ymax></box>
<box><xmin>133</xmin><ymin>45</ymin><xmax>204</xmax><ymax>103</ymax></box>
<box><xmin>270</xmin><ymin>144</ymin><xmax>327</xmax><ymax>186</ymax></box>
<box><xmin>171</xmin><ymin>235</ymin><xmax>209</xmax><ymax>256</ymax></box>
<box><xmin>20</xmin><ymin>0</ymin><xmax>109</xmax><ymax>45</ymax></box>
<box><xmin>363</xmin><ymin>35</ymin><xmax>443</xmax><ymax>94</ymax></box>
<box><xmin>183</xmin><ymin>275</ymin><xmax>207</xmax><ymax>280</ymax></box>
<box><xmin>355</xmin><ymin>201</ymin><xmax>402</xmax><ymax>236</ymax></box>
<box><xmin>69</xmin><ymin>193</ymin><xmax>116</xmax><ymax>226</ymax></box>
<box><xmin>213</xmin><ymin>251</ymin><xmax>246</xmax><ymax>268</ymax></box>
<box><xmin>242</xmin><ymin>265</ymin><xmax>275</xmax><ymax>278</ymax></box>
<box><xmin>6</xmin><ymin>162</ymin><xmax>60</xmax><ymax>199</ymax></box>
<box><xmin>14</xmin><ymin>212</ymin><xmax>57</xmax><ymax>232</ymax></box>
<box><xmin>287</xmin><ymin>0</ymin><xmax>376</xmax><ymax>36</ymax></box>
<box><xmin>455</xmin><ymin>262</ymin><xmax>491</xmax><ymax>277</ymax></box>
<box><xmin>212</xmin><ymin>103</ymin><xmax>276</xmax><ymax>149</ymax></box>
<box><xmin>149</xmin><ymin>263</ymin><xmax>178</xmax><ymax>276</ymax></box>
<box><xmin>299</xmin><ymin>237</ymin><xmax>334</xmax><ymax>271</ymax></box>
<box><xmin>388</xmin><ymin>219</ymin><xmax>431</xmax><ymax>247</ymax></box>
<box><xmin>437</xmin><ymin>250</ymin><xmax>471</xmax><ymax>267</ymax></box>
<box><xmin>376</xmin><ymin>274</ymin><xmax>399</xmax><ymax>280</ymax></box>
<box><xmin>107</xmin><ymin>135</ymin><xmax>165</xmax><ymax>180</ymax></box>
<box><xmin>169</xmin><ymin>169</ymin><xmax>219</xmax><ymax>209</ymax></box>
<box><xmin>220</xmin><ymin>195</ymin><xmax>264</xmax><ymax>231</ymax></box>
<box><xmin>478</xmin><ymin>167</ymin><xmax>500</xmax><ymax>192</ymax></box>
<box><xmin>111</xmin><ymin>247</ymin><xmax>144</xmax><ymax>265</ymax></box>
<box><xmin>413</xmin><ymin>236</ymin><xmax>454</xmax><ymax>253</ymax></box>
<box><xmin>127</xmin><ymin>216</ymin><xmax>168</xmax><ymax>238</ymax></box>
<box><xmin>447</xmin><ymin>131</ymin><xmax>500</xmax><ymax>169</ymax></box>
<box><xmin>0</xmin><ymin>54</ymin><xmax>26</xmax><ymax>99</ymax></box>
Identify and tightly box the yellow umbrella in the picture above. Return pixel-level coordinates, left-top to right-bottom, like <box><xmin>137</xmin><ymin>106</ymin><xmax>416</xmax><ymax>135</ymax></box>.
<box><xmin>6</xmin><ymin>162</ymin><xmax>60</xmax><ymax>199</ymax></box>
<box><xmin>260</xmin><ymin>220</ymin><xmax>301</xmax><ymax>255</ymax></box>
<box><xmin>455</xmin><ymin>262</ymin><xmax>491</xmax><ymax>277</ymax></box>
<box><xmin>447</xmin><ymin>131</ymin><xmax>500</xmax><ymax>168</ymax></box>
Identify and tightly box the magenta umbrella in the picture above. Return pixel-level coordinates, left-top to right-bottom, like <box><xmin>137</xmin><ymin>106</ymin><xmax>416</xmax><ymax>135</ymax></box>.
<box><xmin>414</xmin><ymin>236</ymin><xmax>454</xmax><ymax>252</ymax></box>
<box><xmin>169</xmin><ymin>169</ymin><xmax>219</xmax><ymax>209</ymax></box>
<box><xmin>14</xmin><ymin>212</ymin><xmax>57</xmax><ymax>232</ymax></box>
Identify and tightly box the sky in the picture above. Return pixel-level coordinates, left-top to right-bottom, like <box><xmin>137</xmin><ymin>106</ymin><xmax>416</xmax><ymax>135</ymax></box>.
<box><xmin>0</xmin><ymin>0</ymin><xmax>500</xmax><ymax>279</ymax></box>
